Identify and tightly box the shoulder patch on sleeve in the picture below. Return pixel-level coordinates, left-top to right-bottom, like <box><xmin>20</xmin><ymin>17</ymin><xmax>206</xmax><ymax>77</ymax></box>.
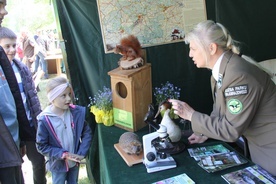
<box><xmin>227</xmin><ymin>99</ymin><xmax>243</xmax><ymax>114</ymax></box>
<box><xmin>224</xmin><ymin>84</ymin><xmax>248</xmax><ymax>97</ymax></box>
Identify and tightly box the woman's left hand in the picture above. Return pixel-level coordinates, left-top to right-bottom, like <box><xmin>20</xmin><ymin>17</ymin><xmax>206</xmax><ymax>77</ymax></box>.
<box><xmin>168</xmin><ymin>99</ymin><xmax>195</xmax><ymax>121</ymax></box>
<box><xmin>188</xmin><ymin>133</ymin><xmax>208</xmax><ymax>144</ymax></box>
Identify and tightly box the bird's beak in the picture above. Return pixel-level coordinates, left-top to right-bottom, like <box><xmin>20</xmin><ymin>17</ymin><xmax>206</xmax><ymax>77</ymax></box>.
<box><xmin>154</xmin><ymin>108</ymin><xmax>161</xmax><ymax>119</ymax></box>
<box><xmin>154</xmin><ymin>99</ymin><xmax>169</xmax><ymax>118</ymax></box>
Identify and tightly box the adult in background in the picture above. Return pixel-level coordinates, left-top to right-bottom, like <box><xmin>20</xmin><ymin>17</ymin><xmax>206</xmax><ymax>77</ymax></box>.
<box><xmin>169</xmin><ymin>20</ymin><xmax>276</xmax><ymax>176</ymax></box>
<box><xmin>33</xmin><ymin>29</ymin><xmax>49</xmax><ymax>79</ymax></box>
<box><xmin>16</xmin><ymin>36</ymin><xmax>24</xmax><ymax>61</ymax></box>
<box><xmin>20</xmin><ymin>27</ymin><xmax>36</xmax><ymax>71</ymax></box>
<box><xmin>0</xmin><ymin>0</ymin><xmax>26</xmax><ymax>183</ymax></box>
<box><xmin>0</xmin><ymin>26</ymin><xmax>47</xmax><ymax>184</ymax></box>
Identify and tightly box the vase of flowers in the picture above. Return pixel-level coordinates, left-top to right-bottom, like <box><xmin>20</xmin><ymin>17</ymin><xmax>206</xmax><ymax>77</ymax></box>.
<box><xmin>154</xmin><ymin>81</ymin><xmax>181</xmax><ymax>119</ymax></box>
<box><xmin>89</xmin><ymin>86</ymin><xmax>114</xmax><ymax>126</ymax></box>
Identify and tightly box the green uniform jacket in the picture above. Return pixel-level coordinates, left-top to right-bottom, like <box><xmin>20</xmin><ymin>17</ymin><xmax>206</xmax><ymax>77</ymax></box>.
<box><xmin>192</xmin><ymin>50</ymin><xmax>276</xmax><ymax>175</ymax></box>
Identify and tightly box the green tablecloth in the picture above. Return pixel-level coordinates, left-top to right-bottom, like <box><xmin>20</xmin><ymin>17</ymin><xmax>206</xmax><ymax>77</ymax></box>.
<box><xmin>96</xmin><ymin>124</ymin><xmax>253</xmax><ymax>184</ymax></box>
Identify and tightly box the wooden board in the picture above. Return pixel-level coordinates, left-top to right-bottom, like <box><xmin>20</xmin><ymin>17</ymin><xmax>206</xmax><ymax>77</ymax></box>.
<box><xmin>114</xmin><ymin>143</ymin><xmax>144</xmax><ymax>167</ymax></box>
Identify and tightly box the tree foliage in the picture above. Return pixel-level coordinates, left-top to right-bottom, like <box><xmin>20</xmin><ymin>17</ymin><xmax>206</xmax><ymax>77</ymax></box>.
<box><xmin>3</xmin><ymin>0</ymin><xmax>56</xmax><ymax>34</ymax></box>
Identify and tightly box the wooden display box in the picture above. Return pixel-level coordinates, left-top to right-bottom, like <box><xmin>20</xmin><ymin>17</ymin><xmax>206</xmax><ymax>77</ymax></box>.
<box><xmin>45</xmin><ymin>54</ymin><xmax>63</xmax><ymax>75</ymax></box>
<box><xmin>108</xmin><ymin>64</ymin><xmax>152</xmax><ymax>132</ymax></box>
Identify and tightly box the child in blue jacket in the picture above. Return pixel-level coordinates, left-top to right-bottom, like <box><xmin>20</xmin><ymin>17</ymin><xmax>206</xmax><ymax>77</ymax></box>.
<box><xmin>36</xmin><ymin>76</ymin><xmax>92</xmax><ymax>184</ymax></box>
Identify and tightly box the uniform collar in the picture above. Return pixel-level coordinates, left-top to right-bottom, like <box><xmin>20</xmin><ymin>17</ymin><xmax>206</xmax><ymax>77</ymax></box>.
<box><xmin>212</xmin><ymin>52</ymin><xmax>225</xmax><ymax>81</ymax></box>
<box><xmin>219</xmin><ymin>50</ymin><xmax>234</xmax><ymax>76</ymax></box>
<box><xmin>212</xmin><ymin>50</ymin><xmax>234</xmax><ymax>89</ymax></box>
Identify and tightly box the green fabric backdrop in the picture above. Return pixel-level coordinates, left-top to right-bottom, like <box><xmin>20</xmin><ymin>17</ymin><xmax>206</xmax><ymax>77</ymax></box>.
<box><xmin>52</xmin><ymin>0</ymin><xmax>276</xmax><ymax>182</ymax></box>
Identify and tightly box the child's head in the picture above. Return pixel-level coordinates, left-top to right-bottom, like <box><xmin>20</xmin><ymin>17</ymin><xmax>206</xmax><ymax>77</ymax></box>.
<box><xmin>0</xmin><ymin>27</ymin><xmax>17</xmax><ymax>62</ymax></box>
<box><xmin>47</xmin><ymin>76</ymin><xmax>73</xmax><ymax>109</ymax></box>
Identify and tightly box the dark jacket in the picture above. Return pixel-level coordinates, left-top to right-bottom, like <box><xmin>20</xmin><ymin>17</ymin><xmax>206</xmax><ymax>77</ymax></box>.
<box><xmin>0</xmin><ymin>47</ymin><xmax>31</xmax><ymax>141</ymax></box>
<box><xmin>0</xmin><ymin>47</ymin><xmax>23</xmax><ymax>167</ymax></box>
<box><xmin>0</xmin><ymin>47</ymin><xmax>33</xmax><ymax>141</ymax></box>
<box><xmin>13</xmin><ymin>58</ymin><xmax>42</xmax><ymax>140</ymax></box>
<box><xmin>0</xmin><ymin>115</ymin><xmax>23</xmax><ymax>168</ymax></box>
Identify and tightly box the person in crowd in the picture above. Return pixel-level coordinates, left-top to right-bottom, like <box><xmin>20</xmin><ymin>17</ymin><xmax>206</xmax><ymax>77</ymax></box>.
<box><xmin>33</xmin><ymin>30</ymin><xmax>48</xmax><ymax>79</ymax></box>
<box><xmin>20</xmin><ymin>27</ymin><xmax>36</xmax><ymax>71</ymax></box>
<box><xmin>36</xmin><ymin>76</ymin><xmax>92</xmax><ymax>184</ymax></box>
<box><xmin>16</xmin><ymin>36</ymin><xmax>24</xmax><ymax>61</ymax></box>
<box><xmin>0</xmin><ymin>1</ymin><xmax>26</xmax><ymax>183</ymax></box>
<box><xmin>169</xmin><ymin>20</ymin><xmax>276</xmax><ymax>176</ymax></box>
<box><xmin>0</xmin><ymin>26</ymin><xmax>47</xmax><ymax>184</ymax></box>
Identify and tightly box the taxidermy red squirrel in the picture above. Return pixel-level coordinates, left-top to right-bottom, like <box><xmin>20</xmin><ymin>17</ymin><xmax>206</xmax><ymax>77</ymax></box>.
<box><xmin>114</xmin><ymin>35</ymin><xmax>144</xmax><ymax>69</ymax></box>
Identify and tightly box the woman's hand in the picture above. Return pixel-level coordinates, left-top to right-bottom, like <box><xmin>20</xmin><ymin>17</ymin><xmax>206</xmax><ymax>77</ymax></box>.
<box><xmin>168</xmin><ymin>99</ymin><xmax>195</xmax><ymax>121</ymax></box>
<box><xmin>188</xmin><ymin>133</ymin><xmax>208</xmax><ymax>144</ymax></box>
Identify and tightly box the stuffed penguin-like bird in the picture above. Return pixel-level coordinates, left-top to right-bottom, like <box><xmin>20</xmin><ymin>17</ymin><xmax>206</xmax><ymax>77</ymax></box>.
<box><xmin>156</xmin><ymin>101</ymin><xmax>182</xmax><ymax>142</ymax></box>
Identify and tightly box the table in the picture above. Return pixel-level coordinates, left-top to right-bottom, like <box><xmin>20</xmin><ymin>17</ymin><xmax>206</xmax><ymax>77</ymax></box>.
<box><xmin>96</xmin><ymin>124</ymin><xmax>253</xmax><ymax>184</ymax></box>
<box><xmin>45</xmin><ymin>54</ymin><xmax>63</xmax><ymax>75</ymax></box>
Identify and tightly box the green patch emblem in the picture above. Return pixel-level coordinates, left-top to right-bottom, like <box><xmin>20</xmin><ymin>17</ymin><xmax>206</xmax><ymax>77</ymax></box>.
<box><xmin>227</xmin><ymin>99</ymin><xmax>243</xmax><ymax>114</ymax></box>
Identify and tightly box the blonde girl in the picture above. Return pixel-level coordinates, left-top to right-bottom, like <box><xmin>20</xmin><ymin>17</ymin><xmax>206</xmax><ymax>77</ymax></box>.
<box><xmin>36</xmin><ymin>76</ymin><xmax>92</xmax><ymax>184</ymax></box>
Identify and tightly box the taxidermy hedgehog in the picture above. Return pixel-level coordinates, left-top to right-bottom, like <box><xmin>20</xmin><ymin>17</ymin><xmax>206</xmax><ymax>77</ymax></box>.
<box><xmin>119</xmin><ymin>132</ymin><xmax>143</xmax><ymax>155</ymax></box>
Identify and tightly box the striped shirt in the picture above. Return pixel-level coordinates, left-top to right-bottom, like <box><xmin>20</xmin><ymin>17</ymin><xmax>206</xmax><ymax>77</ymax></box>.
<box><xmin>11</xmin><ymin>62</ymin><xmax>33</xmax><ymax>126</ymax></box>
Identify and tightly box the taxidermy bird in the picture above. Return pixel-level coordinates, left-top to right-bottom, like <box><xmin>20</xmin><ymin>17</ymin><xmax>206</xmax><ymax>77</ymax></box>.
<box><xmin>144</xmin><ymin>104</ymin><xmax>157</xmax><ymax>124</ymax></box>
<box><xmin>156</xmin><ymin>100</ymin><xmax>179</xmax><ymax>120</ymax></box>
<box><xmin>155</xmin><ymin>101</ymin><xmax>182</xmax><ymax>142</ymax></box>
<box><xmin>144</xmin><ymin>103</ymin><xmax>160</xmax><ymax>132</ymax></box>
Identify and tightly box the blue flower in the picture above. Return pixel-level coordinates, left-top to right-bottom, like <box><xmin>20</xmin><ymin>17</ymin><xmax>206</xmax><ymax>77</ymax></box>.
<box><xmin>88</xmin><ymin>86</ymin><xmax>113</xmax><ymax>111</ymax></box>
<box><xmin>154</xmin><ymin>81</ymin><xmax>181</xmax><ymax>106</ymax></box>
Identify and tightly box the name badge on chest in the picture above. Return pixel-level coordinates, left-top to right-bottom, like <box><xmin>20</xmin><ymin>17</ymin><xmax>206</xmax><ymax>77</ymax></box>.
<box><xmin>217</xmin><ymin>73</ymin><xmax>223</xmax><ymax>89</ymax></box>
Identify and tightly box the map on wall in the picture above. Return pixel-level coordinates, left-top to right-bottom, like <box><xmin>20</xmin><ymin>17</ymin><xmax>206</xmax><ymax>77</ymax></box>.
<box><xmin>97</xmin><ymin>0</ymin><xmax>207</xmax><ymax>53</ymax></box>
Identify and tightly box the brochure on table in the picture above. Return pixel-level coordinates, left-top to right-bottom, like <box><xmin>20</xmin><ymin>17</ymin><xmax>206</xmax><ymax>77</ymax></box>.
<box><xmin>222</xmin><ymin>165</ymin><xmax>276</xmax><ymax>184</ymax></box>
<box><xmin>152</xmin><ymin>173</ymin><xmax>195</xmax><ymax>184</ymax></box>
<box><xmin>198</xmin><ymin>151</ymin><xmax>248</xmax><ymax>173</ymax></box>
<box><xmin>188</xmin><ymin>144</ymin><xmax>230</xmax><ymax>161</ymax></box>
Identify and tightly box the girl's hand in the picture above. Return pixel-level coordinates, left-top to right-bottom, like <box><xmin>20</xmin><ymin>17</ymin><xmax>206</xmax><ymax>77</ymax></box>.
<box><xmin>188</xmin><ymin>133</ymin><xmax>208</xmax><ymax>144</ymax></box>
<box><xmin>168</xmin><ymin>99</ymin><xmax>195</xmax><ymax>121</ymax></box>
<box><xmin>61</xmin><ymin>152</ymin><xmax>69</xmax><ymax>159</ymax></box>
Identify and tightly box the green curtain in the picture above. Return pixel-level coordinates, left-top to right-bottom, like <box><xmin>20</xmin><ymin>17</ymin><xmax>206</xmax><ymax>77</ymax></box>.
<box><xmin>52</xmin><ymin>0</ymin><xmax>276</xmax><ymax>183</ymax></box>
<box><xmin>214</xmin><ymin>0</ymin><xmax>276</xmax><ymax>61</ymax></box>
